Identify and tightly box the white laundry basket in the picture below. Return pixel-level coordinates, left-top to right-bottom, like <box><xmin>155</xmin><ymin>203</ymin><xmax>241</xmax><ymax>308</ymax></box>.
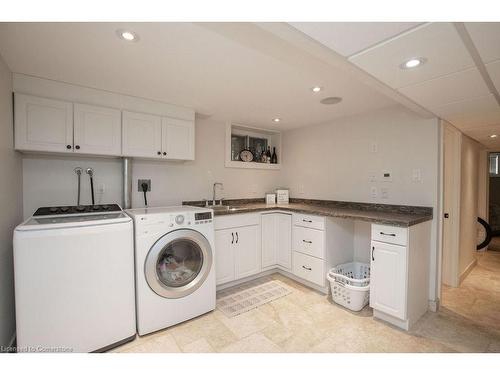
<box><xmin>327</xmin><ymin>262</ymin><xmax>370</xmax><ymax>312</ymax></box>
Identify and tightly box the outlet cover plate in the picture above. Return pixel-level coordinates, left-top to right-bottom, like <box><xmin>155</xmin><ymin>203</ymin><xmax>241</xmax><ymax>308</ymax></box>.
<box><xmin>138</xmin><ymin>179</ymin><xmax>151</xmax><ymax>192</ymax></box>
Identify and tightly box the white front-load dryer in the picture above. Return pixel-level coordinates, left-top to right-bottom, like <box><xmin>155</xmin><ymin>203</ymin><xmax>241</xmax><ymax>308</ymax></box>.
<box><xmin>126</xmin><ymin>206</ymin><xmax>215</xmax><ymax>336</ymax></box>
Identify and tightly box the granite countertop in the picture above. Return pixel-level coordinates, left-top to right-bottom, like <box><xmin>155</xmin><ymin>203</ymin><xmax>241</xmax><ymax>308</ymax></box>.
<box><xmin>183</xmin><ymin>198</ymin><xmax>433</xmax><ymax>227</ymax></box>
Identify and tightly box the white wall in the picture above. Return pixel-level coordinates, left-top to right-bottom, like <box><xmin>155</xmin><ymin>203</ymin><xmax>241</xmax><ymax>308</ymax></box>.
<box><xmin>281</xmin><ymin>106</ymin><xmax>440</xmax><ymax>301</ymax></box>
<box><xmin>0</xmin><ymin>55</ymin><xmax>22</xmax><ymax>347</ymax></box>
<box><xmin>459</xmin><ymin>134</ymin><xmax>481</xmax><ymax>278</ymax></box>
<box><xmin>22</xmin><ymin>118</ymin><xmax>282</xmax><ymax>218</ymax></box>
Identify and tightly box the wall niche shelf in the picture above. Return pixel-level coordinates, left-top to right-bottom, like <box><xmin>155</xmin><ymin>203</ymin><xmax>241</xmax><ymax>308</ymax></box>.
<box><xmin>225</xmin><ymin>122</ymin><xmax>281</xmax><ymax>170</ymax></box>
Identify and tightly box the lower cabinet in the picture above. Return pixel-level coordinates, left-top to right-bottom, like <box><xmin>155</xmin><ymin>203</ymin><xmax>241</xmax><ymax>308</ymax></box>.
<box><xmin>261</xmin><ymin>213</ymin><xmax>292</xmax><ymax>270</ymax></box>
<box><xmin>369</xmin><ymin>222</ymin><xmax>431</xmax><ymax>330</ymax></box>
<box><xmin>370</xmin><ymin>241</ymin><xmax>407</xmax><ymax>320</ymax></box>
<box><xmin>214</xmin><ymin>222</ymin><xmax>261</xmax><ymax>285</ymax></box>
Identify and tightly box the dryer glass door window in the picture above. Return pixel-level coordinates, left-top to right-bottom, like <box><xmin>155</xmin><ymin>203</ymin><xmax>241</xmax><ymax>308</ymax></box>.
<box><xmin>157</xmin><ymin>239</ymin><xmax>203</xmax><ymax>288</ymax></box>
<box><xmin>145</xmin><ymin>229</ymin><xmax>213</xmax><ymax>299</ymax></box>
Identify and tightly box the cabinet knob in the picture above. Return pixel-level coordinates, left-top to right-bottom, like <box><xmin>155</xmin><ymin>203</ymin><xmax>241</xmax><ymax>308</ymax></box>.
<box><xmin>66</xmin><ymin>145</ymin><xmax>72</xmax><ymax>149</ymax></box>
<box><xmin>75</xmin><ymin>145</ymin><xmax>80</xmax><ymax>150</ymax></box>
<box><xmin>157</xmin><ymin>151</ymin><xmax>161</xmax><ymax>155</ymax></box>
<box><xmin>163</xmin><ymin>152</ymin><xmax>167</xmax><ymax>156</ymax></box>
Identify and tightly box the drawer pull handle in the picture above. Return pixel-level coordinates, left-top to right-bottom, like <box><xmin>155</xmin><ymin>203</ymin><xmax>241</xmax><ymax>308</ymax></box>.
<box><xmin>302</xmin><ymin>240</ymin><xmax>312</xmax><ymax>244</ymax></box>
<box><xmin>380</xmin><ymin>232</ymin><xmax>396</xmax><ymax>237</ymax></box>
<box><xmin>372</xmin><ymin>246</ymin><xmax>375</xmax><ymax>261</ymax></box>
<box><xmin>302</xmin><ymin>265</ymin><xmax>312</xmax><ymax>271</ymax></box>
<box><xmin>231</xmin><ymin>232</ymin><xmax>234</xmax><ymax>244</ymax></box>
<box><xmin>302</xmin><ymin>219</ymin><xmax>313</xmax><ymax>223</ymax></box>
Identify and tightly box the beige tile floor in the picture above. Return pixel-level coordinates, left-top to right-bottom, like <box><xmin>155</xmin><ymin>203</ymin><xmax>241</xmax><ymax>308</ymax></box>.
<box><xmin>111</xmin><ymin>253</ymin><xmax>500</xmax><ymax>353</ymax></box>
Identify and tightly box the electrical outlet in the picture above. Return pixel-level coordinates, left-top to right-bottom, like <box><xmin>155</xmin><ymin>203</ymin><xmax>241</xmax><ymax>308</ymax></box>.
<box><xmin>298</xmin><ymin>184</ymin><xmax>305</xmax><ymax>195</ymax></box>
<box><xmin>97</xmin><ymin>183</ymin><xmax>105</xmax><ymax>194</ymax></box>
<box><xmin>138</xmin><ymin>179</ymin><xmax>151</xmax><ymax>192</ymax></box>
<box><xmin>251</xmin><ymin>184</ymin><xmax>258</xmax><ymax>194</ymax></box>
<box><xmin>370</xmin><ymin>141</ymin><xmax>378</xmax><ymax>153</ymax></box>
<box><xmin>370</xmin><ymin>186</ymin><xmax>377</xmax><ymax>198</ymax></box>
<box><xmin>369</xmin><ymin>173</ymin><xmax>377</xmax><ymax>182</ymax></box>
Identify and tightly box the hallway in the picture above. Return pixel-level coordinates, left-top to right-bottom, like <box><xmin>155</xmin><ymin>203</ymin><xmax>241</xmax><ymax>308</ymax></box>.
<box><xmin>441</xmin><ymin>251</ymin><xmax>500</xmax><ymax>334</ymax></box>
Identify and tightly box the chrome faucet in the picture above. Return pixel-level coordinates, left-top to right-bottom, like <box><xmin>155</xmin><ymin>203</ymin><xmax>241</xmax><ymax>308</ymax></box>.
<box><xmin>212</xmin><ymin>182</ymin><xmax>223</xmax><ymax>205</ymax></box>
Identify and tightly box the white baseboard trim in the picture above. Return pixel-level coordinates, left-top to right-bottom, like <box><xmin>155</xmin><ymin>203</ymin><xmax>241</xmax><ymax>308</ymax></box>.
<box><xmin>459</xmin><ymin>258</ymin><xmax>477</xmax><ymax>284</ymax></box>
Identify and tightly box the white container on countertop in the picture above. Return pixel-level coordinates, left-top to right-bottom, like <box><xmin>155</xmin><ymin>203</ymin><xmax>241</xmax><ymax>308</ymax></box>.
<box><xmin>266</xmin><ymin>193</ymin><xmax>276</xmax><ymax>205</ymax></box>
<box><xmin>275</xmin><ymin>189</ymin><xmax>289</xmax><ymax>204</ymax></box>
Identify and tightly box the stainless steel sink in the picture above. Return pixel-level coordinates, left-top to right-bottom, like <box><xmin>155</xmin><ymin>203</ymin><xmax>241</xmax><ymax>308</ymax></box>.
<box><xmin>207</xmin><ymin>205</ymin><xmax>242</xmax><ymax>212</ymax></box>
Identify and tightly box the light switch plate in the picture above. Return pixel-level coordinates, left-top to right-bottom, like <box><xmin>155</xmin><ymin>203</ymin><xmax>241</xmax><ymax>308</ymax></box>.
<box><xmin>369</xmin><ymin>173</ymin><xmax>377</xmax><ymax>182</ymax></box>
<box><xmin>412</xmin><ymin>168</ymin><xmax>422</xmax><ymax>183</ymax></box>
<box><xmin>370</xmin><ymin>141</ymin><xmax>378</xmax><ymax>153</ymax></box>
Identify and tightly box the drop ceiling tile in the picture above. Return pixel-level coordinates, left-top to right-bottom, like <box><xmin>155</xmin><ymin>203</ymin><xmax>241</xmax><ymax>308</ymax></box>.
<box><xmin>431</xmin><ymin>94</ymin><xmax>500</xmax><ymax>129</ymax></box>
<box><xmin>486</xmin><ymin>59</ymin><xmax>500</xmax><ymax>93</ymax></box>
<box><xmin>349</xmin><ymin>23</ymin><xmax>475</xmax><ymax>89</ymax></box>
<box><xmin>289</xmin><ymin>22</ymin><xmax>422</xmax><ymax>57</ymax></box>
<box><xmin>398</xmin><ymin>67</ymin><xmax>489</xmax><ymax>108</ymax></box>
<box><xmin>465</xmin><ymin>22</ymin><xmax>500</xmax><ymax>64</ymax></box>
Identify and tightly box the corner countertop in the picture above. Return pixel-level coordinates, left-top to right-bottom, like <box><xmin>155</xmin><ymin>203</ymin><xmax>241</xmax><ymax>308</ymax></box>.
<box><xmin>183</xmin><ymin>199</ymin><xmax>433</xmax><ymax>227</ymax></box>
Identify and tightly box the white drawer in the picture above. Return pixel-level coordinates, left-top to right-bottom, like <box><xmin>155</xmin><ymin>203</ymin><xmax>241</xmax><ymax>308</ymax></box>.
<box><xmin>215</xmin><ymin>213</ymin><xmax>260</xmax><ymax>230</ymax></box>
<box><xmin>293</xmin><ymin>251</ymin><xmax>325</xmax><ymax>287</ymax></box>
<box><xmin>293</xmin><ymin>213</ymin><xmax>325</xmax><ymax>230</ymax></box>
<box><xmin>292</xmin><ymin>226</ymin><xmax>325</xmax><ymax>259</ymax></box>
<box><xmin>371</xmin><ymin>224</ymin><xmax>408</xmax><ymax>246</ymax></box>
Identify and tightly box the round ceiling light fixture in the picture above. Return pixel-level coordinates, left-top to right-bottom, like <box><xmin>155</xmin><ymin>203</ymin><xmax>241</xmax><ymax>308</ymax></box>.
<box><xmin>320</xmin><ymin>96</ymin><xmax>342</xmax><ymax>105</ymax></box>
<box><xmin>490</xmin><ymin>134</ymin><xmax>498</xmax><ymax>138</ymax></box>
<box><xmin>116</xmin><ymin>29</ymin><xmax>139</xmax><ymax>42</ymax></box>
<box><xmin>272</xmin><ymin>118</ymin><xmax>281</xmax><ymax>123</ymax></box>
<box><xmin>311</xmin><ymin>86</ymin><xmax>322</xmax><ymax>93</ymax></box>
<box><xmin>400</xmin><ymin>57</ymin><xmax>427</xmax><ymax>69</ymax></box>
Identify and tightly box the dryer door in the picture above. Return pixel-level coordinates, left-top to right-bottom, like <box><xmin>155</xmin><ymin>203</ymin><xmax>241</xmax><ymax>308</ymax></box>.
<box><xmin>145</xmin><ymin>229</ymin><xmax>213</xmax><ymax>299</ymax></box>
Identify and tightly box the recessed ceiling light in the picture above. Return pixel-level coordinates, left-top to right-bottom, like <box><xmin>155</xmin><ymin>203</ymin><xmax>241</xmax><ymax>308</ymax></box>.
<box><xmin>311</xmin><ymin>86</ymin><xmax>322</xmax><ymax>93</ymax></box>
<box><xmin>272</xmin><ymin>118</ymin><xmax>281</xmax><ymax>123</ymax></box>
<box><xmin>400</xmin><ymin>57</ymin><xmax>427</xmax><ymax>69</ymax></box>
<box><xmin>490</xmin><ymin>134</ymin><xmax>498</xmax><ymax>138</ymax></box>
<box><xmin>320</xmin><ymin>97</ymin><xmax>342</xmax><ymax>105</ymax></box>
<box><xmin>116</xmin><ymin>29</ymin><xmax>139</xmax><ymax>42</ymax></box>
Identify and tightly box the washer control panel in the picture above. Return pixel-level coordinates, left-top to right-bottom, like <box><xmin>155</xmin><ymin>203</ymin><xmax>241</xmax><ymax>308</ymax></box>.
<box><xmin>194</xmin><ymin>211</ymin><xmax>212</xmax><ymax>225</ymax></box>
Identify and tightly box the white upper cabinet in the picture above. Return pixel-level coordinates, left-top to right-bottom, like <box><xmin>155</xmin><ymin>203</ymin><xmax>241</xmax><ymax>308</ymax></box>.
<box><xmin>15</xmin><ymin>94</ymin><xmax>73</xmax><ymax>153</ymax></box>
<box><xmin>162</xmin><ymin>117</ymin><xmax>195</xmax><ymax>160</ymax></box>
<box><xmin>73</xmin><ymin>104</ymin><xmax>121</xmax><ymax>156</ymax></box>
<box><xmin>122</xmin><ymin>111</ymin><xmax>163</xmax><ymax>158</ymax></box>
<box><xmin>14</xmin><ymin>91</ymin><xmax>195</xmax><ymax>161</ymax></box>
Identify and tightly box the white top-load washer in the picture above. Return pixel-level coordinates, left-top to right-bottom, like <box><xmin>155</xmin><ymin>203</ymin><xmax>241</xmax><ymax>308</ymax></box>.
<box><xmin>126</xmin><ymin>206</ymin><xmax>215</xmax><ymax>336</ymax></box>
<box><xmin>13</xmin><ymin>204</ymin><xmax>136</xmax><ymax>352</ymax></box>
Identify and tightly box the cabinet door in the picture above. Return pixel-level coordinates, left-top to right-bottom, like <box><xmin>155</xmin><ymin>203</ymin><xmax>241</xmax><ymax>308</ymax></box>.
<box><xmin>122</xmin><ymin>111</ymin><xmax>162</xmax><ymax>158</ymax></box>
<box><xmin>277</xmin><ymin>214</ymin><xmax>292</xmax><ymax>269</ymax></box>
<box><xmin>215</xmin><ymin>229</ymin><xmax>235</xmax><ymax>285</ymax></box>
<box><xmin>74</xmin><ymin>103</ymin><xmax>121</xmax><ymax>156</ymax></box>
<box><xmin>261</xmin><ymin>214</ymin><xmax>277</xmax><ymax>268</ymax></box>
<box><xmin>14</xmin><ymin>93</ymin><xmax>73</xmax><ymax>153</ymax></box>
<box><xmin>235</xmin><ymin>225</ymin><xmax>261</xmax><ymax>279</ymax></box>
<box><xmin>162</xmin><ymin>117</ymin><xmax>194</xmax><ymax>160</ymax></box>
<box><xmin>370</xmin><ymin>241</ymin><xmax>407</xmax><ymax>320</ymax></box>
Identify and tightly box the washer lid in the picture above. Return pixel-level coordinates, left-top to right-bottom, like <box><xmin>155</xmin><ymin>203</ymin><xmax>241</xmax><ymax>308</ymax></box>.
<box><xmin>16</xmin><ymin>212</ymin><xmax>131</xmax><ymax>231</ymax></box>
